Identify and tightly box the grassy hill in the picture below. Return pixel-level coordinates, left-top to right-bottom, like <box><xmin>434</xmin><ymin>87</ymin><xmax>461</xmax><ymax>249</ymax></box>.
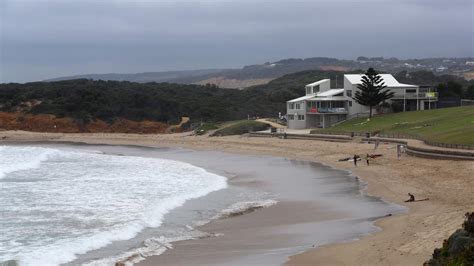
<box><xmin>319</xmin><ymin>106</ymin><xmax>474</xmax><ymax>145</ymax></box>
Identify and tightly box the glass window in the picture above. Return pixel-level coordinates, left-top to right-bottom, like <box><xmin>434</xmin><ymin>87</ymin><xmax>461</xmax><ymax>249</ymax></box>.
<box><xmin>406</xmin><ymin>89</ymin><xmax>416</xmax><ymax>93</ymax></box>
<box><xmin>298</xmin><ymin>115</ymin><xmax>305</xmax><ymax>120</ymax></box>
<box><xmin>313</xmin><ymin>85</ymin><xmax>320</xmax><ymax>93</ymax></box>
<box><xmin>349</xmin><ymin>101</ymin><xmax>352</xmax><ymax>107</ymax></box>
<box><xmin>306</xmin><ymin>87</ymin><xmax>312</xmax><ymax>95</ymax></box>
<box><xmin>346</xmin><ymin>90</ymin><xmax>352</xmax><ymax>97</ymax></box>
<box><xmin>288</xmin><ymin>114</ymin><xmax>294</xmax><ymax>120</ymax></box>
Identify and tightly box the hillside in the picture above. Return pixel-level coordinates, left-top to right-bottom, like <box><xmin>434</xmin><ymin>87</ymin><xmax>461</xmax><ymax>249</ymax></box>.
<box><xmin>46</xmin><ymin>57</ymin><xmax>474</xmax><ymax>89</ymax></box>
<box><xmin>319</xmin><ymin>106</ymin><xmax>474</xmax><ymax>145</ymax></box>
<box><xmin>46</xmin><ymin>69</ymin><xmax>226</xmax><ymax>83</ymax></box>
<box><xmin>1</xmin><ymin>69</ymin><xmax>473</xmax><ymax>133</ymax></box>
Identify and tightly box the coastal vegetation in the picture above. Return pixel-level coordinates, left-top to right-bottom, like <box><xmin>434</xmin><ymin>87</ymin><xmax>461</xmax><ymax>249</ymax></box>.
<box><xmin>425</xmin><ymin>212</ymin><xmax>474</xmax><ymax>266</ymax></box>
<box><xmin>0</xmin><ymin>70</ymin><xmax>473</xmax><ymax>133</ymax></box>
<box><xmin>319</xmin><ymin>106</ymin><xmax>474</xmax><ymax>145</ymax></box>
<box><xmin>194</xmin><ymin>122</ymin><xmax>219</xmax><ymax>135</ymax></box>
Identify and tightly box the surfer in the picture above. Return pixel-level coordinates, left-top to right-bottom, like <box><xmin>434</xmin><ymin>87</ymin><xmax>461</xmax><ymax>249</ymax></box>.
<box><xmin>405</xmin><ymin>193</ymin><xmax>415</xmax><ymax>202</ymax></box>
<box><xmin>353</xmin><ymin>154</ymin><xmax>359</xmax><ymax>166</ymax></box>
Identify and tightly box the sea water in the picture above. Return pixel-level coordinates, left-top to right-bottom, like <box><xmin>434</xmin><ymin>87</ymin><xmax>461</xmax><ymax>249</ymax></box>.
<box><xmin>0</xmin><ymin>146</ymin><xmax>227</xmax><ymax>266</ymax></box>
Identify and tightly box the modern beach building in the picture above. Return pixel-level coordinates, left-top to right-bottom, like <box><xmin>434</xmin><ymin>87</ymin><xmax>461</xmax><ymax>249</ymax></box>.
<box><xmin>286</xmin><ymin>74</ymin><xmax>437</xmax><ymax>129</ymax></box>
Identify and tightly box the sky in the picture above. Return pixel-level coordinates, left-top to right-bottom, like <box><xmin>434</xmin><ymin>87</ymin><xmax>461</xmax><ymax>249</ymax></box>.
<box><xmin>1</xmin><ymin>0</ymin><xmax>473</xmax><ymax>83</ymax></box>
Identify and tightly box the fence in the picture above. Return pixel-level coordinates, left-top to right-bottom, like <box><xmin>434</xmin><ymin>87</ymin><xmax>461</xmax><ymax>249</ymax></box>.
<box><xmin>309</xmin><ymin>131</ymin><xmax>474</xmax><ymax>150</ymax></box>
<box><xmin>461</xmin><ymin>99</ymin><xmax>474</xmax><ymax>106</ymax></box>
<box><xmin>423</xmin><ymin>140</ymin><xmax>474</xmax><ymax>150</ymax></box>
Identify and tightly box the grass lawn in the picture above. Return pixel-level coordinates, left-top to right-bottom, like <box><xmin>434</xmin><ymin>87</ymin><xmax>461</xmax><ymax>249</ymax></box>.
<box><xmin>319</xmin><ymin>106</ymin><xmax>474</xmax><ymax>145</ymax></box>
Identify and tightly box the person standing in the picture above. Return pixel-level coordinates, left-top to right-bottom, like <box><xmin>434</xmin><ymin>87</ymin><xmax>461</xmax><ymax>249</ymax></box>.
<box><xmin>366</xmin><ymin>154</ymin><xmax>370</xmax><ymax>166</ymax></box>
<box><xmin>353</xmin><ymin>154</ymin><xmax>358</xmax><ymax>166</ymax></box>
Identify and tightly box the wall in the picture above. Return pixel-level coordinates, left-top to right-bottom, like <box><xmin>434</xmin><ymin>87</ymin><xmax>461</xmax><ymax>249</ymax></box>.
<box><xmin>287</xmin><ymin>100</ymin><xmax>308</xmax><ymax>129</ymax></box>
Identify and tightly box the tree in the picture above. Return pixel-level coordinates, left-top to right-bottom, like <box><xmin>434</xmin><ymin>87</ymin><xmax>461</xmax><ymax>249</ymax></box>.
<box><xmin>353</xmin><ymin>68</ymin><xmax>394</xmax><ymax>117</ymax></box>
<box><xmin>465</xmin><ymin>85</ymin><xmax>474</xmax><ymax>100</ymax></box>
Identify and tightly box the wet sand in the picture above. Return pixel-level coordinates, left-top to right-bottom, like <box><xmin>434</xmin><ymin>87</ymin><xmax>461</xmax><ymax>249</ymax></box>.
<box><xmin>1</xmin><ymin>130</ymin><xmax>473</xmax><ymax>265</ymax></box>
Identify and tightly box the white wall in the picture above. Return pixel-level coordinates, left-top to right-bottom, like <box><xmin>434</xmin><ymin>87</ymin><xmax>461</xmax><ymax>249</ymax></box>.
<box><xmin>319</xmin><ymin>80</ymin><xmax>331</xmax><ymax>92</ymax></box>
<box><xmin>287</xmin><ymin>100</ymin><xmax>307</xmax><ymax>129</ymax></box>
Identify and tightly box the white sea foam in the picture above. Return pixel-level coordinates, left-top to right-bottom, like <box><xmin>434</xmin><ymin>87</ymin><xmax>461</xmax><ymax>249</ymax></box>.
<box><xmin>0</xmin><ymin>146</ymin><xmax>57</xmax><ymax>179</ymax></box>
<box><xmin>215</xmin><ymin>200</ymin><xmax>278</xmax><ymax>219</ymax></box>
<box><xmin>0</xmin><ymin>146</ymin><xmax>227</xmax><ymax>266</ymax></box>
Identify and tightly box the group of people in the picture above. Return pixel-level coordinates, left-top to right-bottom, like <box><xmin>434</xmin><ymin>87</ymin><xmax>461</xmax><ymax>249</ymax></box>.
<box><xmin>352</xmin><ymin>154</ymin><xmax>372</xmax><ymax>166</ymax></box>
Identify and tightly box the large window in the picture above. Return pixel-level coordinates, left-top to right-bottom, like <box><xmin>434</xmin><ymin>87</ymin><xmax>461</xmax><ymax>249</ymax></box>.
<box><xmin>306</xmin><ymin>87</ymin><xmax>312</xmax><ymax>95</ymax></box>
<box><xmin>288</xmin><ymin>103</ymin><xmax>295</xmax><ymax>109</ymax></box>
<box><xmin>313</xmin><ymin>85</ymin><xmax>320</xmax><ymax>93</ymax></box>
<box><xmin>288</xmin><ymin>114</ymin><xmax>295</xmax><ymax>120</ymax></box>
<box><xmin>332</xmin><ymin>101</ymin><xmax>345</xmax><ymax>108</ymax></box>
<box><xmin>295</xmin><ymin>103</ymin><xmax>301</xmax><ymax>109</ymax></box>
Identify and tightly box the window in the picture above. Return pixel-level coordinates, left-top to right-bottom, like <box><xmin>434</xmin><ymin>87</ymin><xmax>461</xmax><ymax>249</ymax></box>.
<box><xmin>306</xmin><ymin>87</ymin><xmax>312</xmax><ymax>95</ymax></box>
<box><xmin>349</xmin><ymin>101</ymin><xmax>352</xmax><ymax>107</ymax></box>
<box><xmin>313</xmin><ymin>85</ymin><xmax>320</xmax><ymax>93</ymax></box>
<box><xmin>406</xmin><ymin>89</ymin><xmax>416</xmax><ymax>93</ymax></box>
<box><xmin>288</xmin><ymin>114</ymin><xmax>295</xmax><ymax>120</ymax></box>
<box><xmin>346</xmin><ymin>90</ymin><xmax>352</xmax><ymax>97</ymax></box>
<box><xmin>332</xmin><ymin>101</ymin><xmax>344</xmax><ymax>108</ymax></box>
<box><xmin>288</xmin><ymin>103</ymin><xmax>295</xmax><ymax>109</ymax></box>
<box><xmin>295</xmin><ymin>103</ymin><xmax>301</xmax><ymax>109</ymax></box>
<box><xmin>298</xmin><ymin>115</ymin><xmax>305</xmax><ymax>120</ymax></box>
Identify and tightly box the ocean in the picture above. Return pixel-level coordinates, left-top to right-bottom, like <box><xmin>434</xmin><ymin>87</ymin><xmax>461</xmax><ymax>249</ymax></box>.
<box><xmin>0</xmin><ymin>145</ymin><xmax>228</xmax><ymax>265</ymax></box>
<box><xmin>0</xmin><ymin>144</ymin><xmax>405</xmax><ymax>266</ymax></box>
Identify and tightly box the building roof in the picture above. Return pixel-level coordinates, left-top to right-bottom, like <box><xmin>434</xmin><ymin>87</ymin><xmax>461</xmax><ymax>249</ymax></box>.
<box><xmin>287</xmin><ymin>95</ymin><xmax>316</xmax><ymax>103</ymax></box>
<box><xmin>316</xmin><ymin>89</ymin><xmax>345</xmax><ymax>97</ymax></box>
<box><xmin>344</xmin><ymin>74</ymin><xmax>417</xmax><ymax>88</ymax></box>
<box><xmin>305</xmin><ymin>79</ymin><xmax>330</xmax><ymax>87</ymax></box>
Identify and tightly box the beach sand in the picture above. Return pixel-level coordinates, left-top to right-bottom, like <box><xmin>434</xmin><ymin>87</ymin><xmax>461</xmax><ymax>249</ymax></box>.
<box><xmin>2</xmin><ymin>130</ymin><xmax>473</xmax><ymax>265</ymax></box>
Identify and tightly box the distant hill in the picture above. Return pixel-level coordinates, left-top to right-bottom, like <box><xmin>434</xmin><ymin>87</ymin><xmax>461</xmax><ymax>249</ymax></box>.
<box><xmin>45</xmin><ymin>56</ymin><xmax>474</xmax><ymax>89</ymax></box>
<box><xmin>45</xmin><ymin>69</ymin><xmax>227</xmax><ymax>83</ymax></box>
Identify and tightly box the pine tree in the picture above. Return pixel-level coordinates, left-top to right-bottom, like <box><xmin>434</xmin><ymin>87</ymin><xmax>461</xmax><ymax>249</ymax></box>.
<box><xmin>353</xmin><ymin>68</ymin><xmax>394</xmax><ymax>117</ymax></box>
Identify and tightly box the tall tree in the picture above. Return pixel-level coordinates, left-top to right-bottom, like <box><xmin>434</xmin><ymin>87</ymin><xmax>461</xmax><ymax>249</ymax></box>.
<box><xmin>353</xmin><ymin>68</ymin><xmax>394</xmax><ymax>117</ymax></box>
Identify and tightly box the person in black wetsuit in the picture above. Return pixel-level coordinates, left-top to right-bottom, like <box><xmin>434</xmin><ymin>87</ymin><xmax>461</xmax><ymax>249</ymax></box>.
<box><xmin>405</xmin><ymin>193</ymin><xmax>415</xmax><ymax>202</ymax></box>
<box><xmin>353</xmin><ymin>154</ymin><xmax>359</xmax><ymax>166</ymax></box>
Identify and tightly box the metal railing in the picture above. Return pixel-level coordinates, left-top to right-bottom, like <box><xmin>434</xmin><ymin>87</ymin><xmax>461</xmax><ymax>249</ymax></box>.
<box><xmin>307</xmin><ymin>108</ymin><xmax>347</xmax><ymax>114</ymax></box>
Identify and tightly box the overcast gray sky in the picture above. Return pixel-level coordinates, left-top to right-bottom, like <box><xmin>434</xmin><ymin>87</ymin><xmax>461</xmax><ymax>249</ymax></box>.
<box><xmin>1</xmin><ymin>0</ymin><xmax>473</xmax><ymax>83</ymax></box>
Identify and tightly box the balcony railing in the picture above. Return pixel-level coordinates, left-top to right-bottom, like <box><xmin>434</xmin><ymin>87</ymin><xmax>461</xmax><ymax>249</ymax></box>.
<box><xmin>392</xmin><ymin>92</ymin><xmax>438</xmax><ymax>99</ymax></box>
<box><xmin>307</xmin><ymin>107</ymin><xmax>347</xmax><ymax>114</ymax></box>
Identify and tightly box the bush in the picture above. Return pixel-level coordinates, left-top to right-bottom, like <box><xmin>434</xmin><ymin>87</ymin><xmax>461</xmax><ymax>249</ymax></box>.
<box><xmin>425</xmin><ymin>212</ymin><xmax>474</xmax><ymax>266</ymax></box>
<box><xmin>194</xmin><ymin>122</ymin><xmax>219</xmax><ymax>135</ymax></box>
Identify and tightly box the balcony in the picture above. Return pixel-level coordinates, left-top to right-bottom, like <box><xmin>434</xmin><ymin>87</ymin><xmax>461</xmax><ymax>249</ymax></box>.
<box><xmin>307</xmin><ymin>107</ymin><xmax>348</xmax><ymax>114</ymax></box>
<box><xmin>392</xmin><ymin>92</ymin><xmax>438</xmax><ymax>100</ymax></box>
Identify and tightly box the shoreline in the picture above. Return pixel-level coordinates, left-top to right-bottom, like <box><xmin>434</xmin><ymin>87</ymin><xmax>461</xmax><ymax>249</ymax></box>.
<box><xmin>2</xmin><ymin>130</ymin><xmax>473</xmax><ymax>265</ymax></box>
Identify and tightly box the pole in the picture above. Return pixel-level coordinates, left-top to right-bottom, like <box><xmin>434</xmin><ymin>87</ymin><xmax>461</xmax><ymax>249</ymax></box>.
<box><xmin>428</xmin><ymin>88</ymin><xmax>431</xmax><ymax>110</ymax></box>
<box><xmin>416</xmin><ymin>87</ymin><xmax>419</xmax><ymax>111</ymax></box>
<box><xmin>403</xmin><ymin>89</ymin><xmax>406</xmax><ymax>112</ymax></box>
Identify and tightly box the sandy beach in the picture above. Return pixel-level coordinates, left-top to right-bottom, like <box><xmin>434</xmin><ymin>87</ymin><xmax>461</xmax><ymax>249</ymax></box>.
<box><xmin>2</xmin><ymin>130</ymin><xmax>473</xmax><ymax>265</ymax></box>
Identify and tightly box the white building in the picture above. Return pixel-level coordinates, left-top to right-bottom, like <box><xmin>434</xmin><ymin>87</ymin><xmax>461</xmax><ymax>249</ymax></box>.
<box><xmin>286</xmin><ymin>74</ymin><xmax>438</xmax><ymax>129</ymax></box>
